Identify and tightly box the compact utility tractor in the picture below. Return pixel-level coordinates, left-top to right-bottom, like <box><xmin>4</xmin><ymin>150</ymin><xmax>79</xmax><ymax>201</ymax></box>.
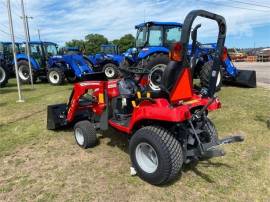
<box><xmin>47</xmin><ymin>10</ymin><xmax>244</xmax><ymax>185</ymax></box>
<box><xmin>88</xmin><ymin>44</ymin><xmax>124</xmax><ymax>79</ymax></box>
<box><xmin>121</xmin><ymin>20</ymin><xmax>256</xmax><ymax>90</ymax></box>
<box><xmin>16</xmin><ymin>41</ymin><xmax>94</xmax><ymax>85</ymax></box>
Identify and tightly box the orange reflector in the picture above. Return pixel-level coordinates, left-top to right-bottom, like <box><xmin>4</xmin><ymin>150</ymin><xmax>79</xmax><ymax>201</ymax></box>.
<box><xmin>221</xmin><ymin>47</ymin><xmax>228</xmax><ymax>62</ymax></box>
<box><xmin>131</xmin><ymin>100</ymin><xmax>137</xmax><ymax>108</ymax></box>
<box><xmin>137</xmin><ymin>91</ymin><xmax>141</xmax><ymax>99</ymax></box>
<box><xmin>169</xmin><ymin>42</ymin><xmax>182</xmax><ymax>62</ymax></box>
<box><xmin>170</xmin><ymin>68</ymin><xmax>193</xmax><ymax>102</ymax></box>
<box><xmin>98</xmin><ymin>93</ymin><xmax>104</xmax><ymax>104</ymax></box>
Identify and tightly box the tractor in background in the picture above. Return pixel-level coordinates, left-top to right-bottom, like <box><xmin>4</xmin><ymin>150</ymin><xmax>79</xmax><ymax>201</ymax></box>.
<box><xmin>88</xmin><ymin>44</ymin><xmax>124</xmax><ymax>79</ymax></box>
<box><xmin>121</xmin><ymin>21</ymin><xmax>256</xmax><ymax>90</ymax></box>
<box><xmin>16</xmin><ymin>41</ymin><xmax>94</xmax><ymax>85</ymax></box>
<box><xmin>0</xmin><ymin>42</ymin><xmax>24</xmax><ymax>87</ymax></box>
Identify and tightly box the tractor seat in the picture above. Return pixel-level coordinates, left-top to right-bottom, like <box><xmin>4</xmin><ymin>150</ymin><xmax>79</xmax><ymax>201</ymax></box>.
<box><xmin>78</xmin><ymin>96</ymin><xmax>93</xmax><ymax>107</ymax></box>
<box><xmin>145</xmin><ymin>61</ymin><xmax>184</xmax><ymax>100</ymax></box>
<box><xmin>161</xmin><ymin>61</ymin><xmax>184</xmax><ymax>92</ymax></box>
<box><xmin>145</xmin><ymin>90</ymin><xmax>169</xmax><ymax>99</ymax></box>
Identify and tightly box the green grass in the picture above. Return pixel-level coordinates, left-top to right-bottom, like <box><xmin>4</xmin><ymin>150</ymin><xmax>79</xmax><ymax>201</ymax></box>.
<box><xmin>0</xmin><ymin>79</ymin><xmax>269</xmax><ymax>201</ymax></box>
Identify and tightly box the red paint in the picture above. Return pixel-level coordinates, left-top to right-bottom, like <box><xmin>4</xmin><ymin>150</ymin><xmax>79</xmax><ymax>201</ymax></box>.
<box><xmin>66</xmin><ymin>77</ymin><xmax>221</xmax><ymax>133</ymax></box>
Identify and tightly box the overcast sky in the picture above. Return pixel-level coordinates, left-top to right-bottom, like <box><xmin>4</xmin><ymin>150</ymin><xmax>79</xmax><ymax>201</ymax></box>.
<box><xmin>0</xmin><ymin>0</ymin><xmax>269</xmax><ymax>48</ymax></box>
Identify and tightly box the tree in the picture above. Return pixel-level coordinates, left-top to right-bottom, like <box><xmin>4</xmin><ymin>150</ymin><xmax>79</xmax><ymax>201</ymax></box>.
<box><xmin>111</xmin><ymin>39</ymin><xmax>120</xmax><ymax>46</ymax></box>
<box><xmin>84</xmin><ymin>34</ymin><xmax>108</xmax><ymax>54</ymax></box>
<box><xmin>65</xmin><ymin>40</ymin><xmax>85</xmax><ymax>52</ymax></box>
<box><xmin>117</xmin><ymin>34</ymin><xmax>135</xmax><ymax>53</ymax></box>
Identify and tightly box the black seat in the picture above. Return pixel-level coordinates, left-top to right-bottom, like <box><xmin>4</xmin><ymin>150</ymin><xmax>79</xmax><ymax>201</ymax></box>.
<box><xmin>161</xmin><ymin>61</ymin><xmax>184</xmax><ymax>92</ymax></box>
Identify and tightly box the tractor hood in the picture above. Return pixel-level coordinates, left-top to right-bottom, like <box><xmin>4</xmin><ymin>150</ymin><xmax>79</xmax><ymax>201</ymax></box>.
<box><xmin>48</xmin><ymin>54</ymin><xmax>93</xmax><ymax>77</ymax></box>
<box><xmin>137</xmin><ymin>46</ymin><xmax>169</xmax><ymax>59</ymax></box>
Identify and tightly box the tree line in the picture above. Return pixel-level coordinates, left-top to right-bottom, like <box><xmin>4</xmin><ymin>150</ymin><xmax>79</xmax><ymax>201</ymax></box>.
<box><xmin>65</xmin><ymin>33</ymin><xmax>135</xmax><ymax>55</ymax></box>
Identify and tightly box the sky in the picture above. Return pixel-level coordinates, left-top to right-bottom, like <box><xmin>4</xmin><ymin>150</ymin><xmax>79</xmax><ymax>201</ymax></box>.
<box><xmin>0</xmin><ymin>0</ymin><xmax>269</xmax><ymax>48</ymax></box>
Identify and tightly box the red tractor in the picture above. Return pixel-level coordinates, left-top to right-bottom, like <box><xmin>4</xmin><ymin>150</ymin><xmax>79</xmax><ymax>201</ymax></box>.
<box><xmin>47</xmin><ymin>10</ymin><xmax>244</xmax><ymax>185</ymax></box>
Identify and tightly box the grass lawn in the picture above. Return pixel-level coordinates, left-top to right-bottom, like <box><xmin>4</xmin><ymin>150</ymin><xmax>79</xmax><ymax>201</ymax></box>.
<box><xmin>0</xmin><ymin>79</ymin><xmax>269</xmax><ymax>201</ymax></box>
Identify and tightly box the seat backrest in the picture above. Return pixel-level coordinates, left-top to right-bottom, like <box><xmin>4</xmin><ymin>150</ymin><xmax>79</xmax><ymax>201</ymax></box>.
<box><xmin>161</xmin><ymin>61</ymin><xmax>184</xmax><ymax>91</ymax></box>
<box><xmin>161</xmin><ymin>61</ymin><xmax>193</xmax><ymax>102</ymax></box>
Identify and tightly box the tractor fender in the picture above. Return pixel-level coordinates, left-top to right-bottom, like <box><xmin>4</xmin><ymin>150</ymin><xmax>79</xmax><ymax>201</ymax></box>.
<box><xmin>83</xmin><ymin>56</ymin><xmax>94</xmax><ymax>66</ymax></box>
<box><xmin>105</xmin><ymin>54</ymin><xmax>124</xmax><ymax>65</ymax></box>
<box><xmin>87</xmin><ymin>55</ymin><xmax>99</xmax><ymax>67</ymax></box>
<box><xmin>138</xmin><ymin>46</ymin><xmax>169</xmax><ymax>59</ymax></box>
<box><xmin>125</xmin><ymin>99</ymin><xmax>191</xmax><ymax>134</ymax></box>
<box><xmin>16</xmin><ymin>53</ymin><xmax>40</xmax><ymax>70</ymax></box>
<box><xmin>100</xmin><ymin>59</ymin><xmax>118</xmax><ymax>67</ymax></box>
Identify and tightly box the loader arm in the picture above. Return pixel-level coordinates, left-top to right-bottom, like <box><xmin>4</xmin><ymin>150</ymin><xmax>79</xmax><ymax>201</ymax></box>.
<box><xmin>66</xmin><ymin>81</ymin><xmax>106</xmax><ymax>122</ymax></box>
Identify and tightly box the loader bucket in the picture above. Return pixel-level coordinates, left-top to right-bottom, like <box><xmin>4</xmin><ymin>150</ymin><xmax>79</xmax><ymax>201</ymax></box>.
<box><xmin>225</xmin><ymin>69</ymin><xmax>257</xmax><ymax>88</ymax></box>
<box><xmin>47</xmin><ymin>104</ymin><xmax>67</xmax><ymax>130</ymax></box>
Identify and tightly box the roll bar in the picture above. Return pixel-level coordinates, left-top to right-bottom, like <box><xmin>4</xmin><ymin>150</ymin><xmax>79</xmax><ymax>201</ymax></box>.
<box><xmin>181</xmin><ymin>10</ymin><xmax>227</xmax><ymax>97</ymax></box>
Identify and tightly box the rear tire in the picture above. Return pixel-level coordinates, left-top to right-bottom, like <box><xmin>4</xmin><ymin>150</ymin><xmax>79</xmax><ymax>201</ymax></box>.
<box><xmin>129</xmin><ymin>126</ymin><xmax>183</xmax><ymax>185</ymax></box>
<box><xmin>0</xmin><ymin>65</ymin><xmax>9</xmax><ymax>88</ymax></box>
<box><xmin>103</xmin><ymin>63</ymin><xmax>118</xmax><ymax>79</ymax></box>
<box><xmin>200</xmin><ymin>117</ymin><xmax>218</xmax><ymax>144</ymax></box>
<box><xmin>47</xmin><ymin>68</ymin><xmax>65</xmax><ymax>85</ymax></box>
<box><xmin>199</xmin><ymin>60</ymin><xmax>222</xmax><ymax>91</ymax></box>
<box><xmin>140</xmin><ymin>53</ymin><xmax>169</xmax><ymax>91</ymax></box>
<box><xmin>74</xmin><ymin>120</ymin><xmax>98</xmax><ymax>149</ymax></box>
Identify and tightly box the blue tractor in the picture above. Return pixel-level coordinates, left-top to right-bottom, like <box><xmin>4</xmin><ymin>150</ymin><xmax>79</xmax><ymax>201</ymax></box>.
<box><xmin>122</xmin><ymin>21</ymin><xmax>256</xmax><ymax>90</ymax></box>
<box><xmin>0</xmin><ymin>42</ymin><xmax>24</xmax><ymax>87</ymax></box>
<box><xmin>88</xmin><ymin>44</ymin><xmax>124</xmax><ymax>79</ymax></box>
<box><xmin>16</xmin><ymin>41</ymin><xmax>93</xmax><ymax>85</ymax></box>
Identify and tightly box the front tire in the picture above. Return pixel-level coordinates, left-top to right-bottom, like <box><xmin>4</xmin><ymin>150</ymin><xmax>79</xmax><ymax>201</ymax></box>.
<box><xmin>74</xmin><ymin>120</ymin><xmax>98</xmax><ymax>149</ymax></box>
<box><xmin>47</xmin><ymin>68</ymin><xmax>65</xmax><ymax>85</ymax></box>
<box><xmin>0</xmin><ymin>65</ymin><xmax>9</xmax><ymax>88</ymax></box>
<box><xmin>103</xmin><ymin>63</ymin><xmax>118</xmax><ymax>79</ymax></box>
<box><xmin>129</xmin><ymin>126</ymin><xmax>183</xmax><ymax>185</ymax></box>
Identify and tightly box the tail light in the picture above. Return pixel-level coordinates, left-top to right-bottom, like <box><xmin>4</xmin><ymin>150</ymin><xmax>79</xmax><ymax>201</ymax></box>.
<box><xmin>221</xmin><ymin>47</ymin><xmax>228</xmax><ymax>62</ymax></box>
<box><xmin>169</xmin><ymin>42</ymin><xmax>183</xmax><ymax>62</ymax></box>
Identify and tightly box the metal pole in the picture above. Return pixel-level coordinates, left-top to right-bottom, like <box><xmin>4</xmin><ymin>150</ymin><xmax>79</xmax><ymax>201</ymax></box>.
<box><xmin>21</xmin><ymin>0</ymin><xmax>34</xmax><ymax>89</ymax></box>
<box><xmin>38</xmin><ymin>29</ymin><xmax>41</xmax><ymax>41</ymax></box>
<box><xmin>6</xmin><ymin>0</ymin><xmax>24</xmax><ymax>102</ymax></box>
<box><xmin>25</xmin><ymin>16</ymin><xmax>32</xmax><ymax>41</ymax></box>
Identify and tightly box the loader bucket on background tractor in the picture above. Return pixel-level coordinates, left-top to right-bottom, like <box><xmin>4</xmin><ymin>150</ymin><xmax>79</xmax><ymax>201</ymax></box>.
<box><xmin>222</xmin><ymin>49</ymin><xmax>257</xmax><ymax>88</ymax></box>
<box><xmin>228</xmin><ymin>69</ymin><xmax>257</xmax><ymax>88</ymax></box>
